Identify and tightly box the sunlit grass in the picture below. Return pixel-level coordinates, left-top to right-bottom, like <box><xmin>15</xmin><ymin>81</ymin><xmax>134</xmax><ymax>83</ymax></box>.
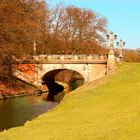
<box><xmin>0</xmin><ymin>63</ymin><xmax>140</xmax><ymax>140</ymax></box>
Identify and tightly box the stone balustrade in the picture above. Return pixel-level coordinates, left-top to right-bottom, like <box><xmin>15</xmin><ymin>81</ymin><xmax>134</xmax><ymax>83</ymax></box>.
<box><xmin>32</xmin><ymin>54</ymin><xmax>107</xmax><ymax>61</ymax></box>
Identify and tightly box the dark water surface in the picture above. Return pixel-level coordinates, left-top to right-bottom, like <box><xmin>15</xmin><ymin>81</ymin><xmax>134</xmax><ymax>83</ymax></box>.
<box><xmin>0</xmin><ymin>95</ymin><xmax>58</xmax><ymax>131</ymax></box>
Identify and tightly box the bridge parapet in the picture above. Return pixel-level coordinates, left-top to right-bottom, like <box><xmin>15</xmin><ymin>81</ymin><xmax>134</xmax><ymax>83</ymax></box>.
<box><xmin>33</xmin><ymin>54</ymin><xmax>107</xmax><ymax>61</ymax></box>
<box><xmin>12</xmin><ymin>54</ymin><xmax>107</xmax><ymax>64</ymax></box>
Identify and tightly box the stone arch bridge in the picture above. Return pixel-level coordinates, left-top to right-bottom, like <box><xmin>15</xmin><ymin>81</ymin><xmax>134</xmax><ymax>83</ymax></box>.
<box><xmin>12</xmin><ymin>54</ymin><xmax>108</xmax><ymax>87</ymax></box>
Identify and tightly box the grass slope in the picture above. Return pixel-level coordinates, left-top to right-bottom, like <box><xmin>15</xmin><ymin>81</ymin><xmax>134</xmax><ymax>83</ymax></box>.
<box><xmin>0</xmin><ymin>63</ymin><xmax>140</xmax><ymax>140</ymax></box>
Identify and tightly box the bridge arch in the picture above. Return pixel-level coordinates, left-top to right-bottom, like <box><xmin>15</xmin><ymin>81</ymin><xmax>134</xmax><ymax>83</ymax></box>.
<box><xmin>41</xmin><ymin>68</ymin><xmax>85</xmax><ymax>101</ymax></box>
<box><xmin>38</xmin><ymin>63</ymin><xmax>89</xmax><ymax>85</ymax></box>
<box><xmin>42</xmin><ymin>69</ymin><xmax>84</xmax><ymax>84</ymax></box>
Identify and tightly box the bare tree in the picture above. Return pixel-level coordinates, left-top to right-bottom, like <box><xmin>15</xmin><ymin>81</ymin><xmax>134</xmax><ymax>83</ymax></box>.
<box><xmin>62</xmin><ymin>6</ymin><xmax>107</xmax><ymax>53</ymax></box>
<box><xmin>45</xmin><ymin>5</ymin><xmax>107</xmax><ymax>54</ymax></box>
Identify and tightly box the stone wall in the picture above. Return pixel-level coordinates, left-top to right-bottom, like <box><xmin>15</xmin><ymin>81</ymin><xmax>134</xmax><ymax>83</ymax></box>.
<box><xmin>12</xmin><ymin>64</ymin><xmax>35</xmax><ymax>84</ymax></box>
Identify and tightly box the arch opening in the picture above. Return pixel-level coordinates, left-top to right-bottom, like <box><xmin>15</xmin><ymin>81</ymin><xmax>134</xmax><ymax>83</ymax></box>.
<box><xmin>41</xmin><ymin>69</ymin><xmax>84</xmax><ymax>102</ymax></box>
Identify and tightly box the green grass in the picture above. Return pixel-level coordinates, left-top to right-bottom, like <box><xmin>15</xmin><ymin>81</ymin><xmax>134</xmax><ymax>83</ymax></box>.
<box><xmin>1</xmin><ymin>63</ymin><xmax>140</xmax><ymax>140</ymax></box>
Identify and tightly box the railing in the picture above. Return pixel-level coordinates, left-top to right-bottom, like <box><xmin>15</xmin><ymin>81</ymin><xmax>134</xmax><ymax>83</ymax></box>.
<box><xmin>32</xmin><ymin>54</ymin><xmax>108</xmax><ymax>61</ymax></box>
<box><xmin>12</xmin><ymin>54</ymin><xmax>108</xmax><ymax>64</ymax></box>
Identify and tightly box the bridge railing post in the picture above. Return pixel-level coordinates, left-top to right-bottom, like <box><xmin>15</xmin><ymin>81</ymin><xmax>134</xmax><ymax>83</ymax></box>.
<box><xmin>60</xmin><ymin>55</ymin><xmax>65</xmax><ymax>60</ymax></box>
<box><xmin>100</xmin><ymin>55</ymin><xmax>105</xmax><ymax>60</ymax></box>
<box><xmin>87</xmin><ymin>55</ymin><xmax>92</xmax><ymax>60</ymax></box>
<box><xmin>47</xmin><ymin>55</ymin><xmax>52</xmax><ymax>60</ymax></box>
<box><xmin>33</xmin><ymin>55</ymin><xmax>39</xmax><ymax>61</ymax></box>
<box><xmin>74</xmin><ymin>55</ymin><xmax>78</xmax><ymax>60</ymax></box>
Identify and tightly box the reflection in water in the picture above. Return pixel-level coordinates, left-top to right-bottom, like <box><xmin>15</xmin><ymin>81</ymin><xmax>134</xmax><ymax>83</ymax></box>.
<box><xmin>0</xmin><ymin>95</ymin><xmax>58</xmax><ymax>131</ymax></box>
<box><xmin>43</xmin><ymin>81</ymin><xmax>64</xmax><ymax>101</ymax></box>
<box><xmin>43</xmin><ymin>80</ymin><xmax>84</xmax><ymax>102</ymax></box>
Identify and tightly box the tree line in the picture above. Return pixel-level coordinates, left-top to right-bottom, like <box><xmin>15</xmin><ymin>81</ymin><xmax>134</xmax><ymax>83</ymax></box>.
<box><xmin>0</xmin><ymin>0</ymin><xmax>108</xmax><ymax>56</ymax></box>
<box><xmin>124</xmin><ymin>49</ymin><xmax>140</xmax><ymax>62</ymax></box>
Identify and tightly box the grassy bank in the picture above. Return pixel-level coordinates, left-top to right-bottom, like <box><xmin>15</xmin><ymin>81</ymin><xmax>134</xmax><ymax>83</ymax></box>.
<box><xmin>0</xmin><ymin>63</ymin><xmax>140</xmax><ymax>140</ymax></box>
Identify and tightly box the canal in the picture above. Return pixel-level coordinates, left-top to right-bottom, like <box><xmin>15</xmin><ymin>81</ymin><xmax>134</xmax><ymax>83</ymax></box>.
<box><xmin>0</xmin><ymin>79</ymin><xmax>84</xmax><ymax>131</ymax></box>
<box><xmin>0</xmin><ymin>95</ymin><xmax>58</xmax><ymax>131</ymax></box>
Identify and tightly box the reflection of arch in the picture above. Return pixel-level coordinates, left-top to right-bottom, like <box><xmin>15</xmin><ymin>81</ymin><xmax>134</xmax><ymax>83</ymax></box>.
<box><xmin>42</xmin><ymin>69</ymin><xmax>84</xmax><ymax>84</ymax></box>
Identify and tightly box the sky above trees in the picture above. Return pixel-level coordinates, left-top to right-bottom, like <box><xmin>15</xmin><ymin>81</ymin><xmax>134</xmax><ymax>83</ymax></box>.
<box><xmin>48</xmin><ymin>0</ymin><xmax>140</xmax><ymax>49</ymax></box>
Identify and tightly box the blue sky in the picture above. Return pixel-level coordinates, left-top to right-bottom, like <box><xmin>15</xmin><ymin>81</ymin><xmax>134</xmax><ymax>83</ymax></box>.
<box><xmin>48</xmin><ymin>0</ymin><xmax>140</xmax><ymax>49</ymax></box>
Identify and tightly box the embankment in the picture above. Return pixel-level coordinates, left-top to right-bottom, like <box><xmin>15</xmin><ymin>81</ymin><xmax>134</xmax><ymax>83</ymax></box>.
<box><xmin>0</xmin><ymin>76</ymin><xmax>41</xmax><ymax>100</ymax></box>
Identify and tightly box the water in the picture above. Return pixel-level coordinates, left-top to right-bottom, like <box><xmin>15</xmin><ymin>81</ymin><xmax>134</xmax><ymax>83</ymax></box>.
<box><xmin>0</xmin><ymin>79</ymin><xmax>84</xmax><ymax>131</ymax></box>
<box><xmin>0</xmin><ymin>95</ymin><xmax>58</xmax><ymax>131</ymax></box>
<box><xmin>44</xmin><ymin>80</ymin><xmax>84</xmax><ymax>102</ymax></box>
